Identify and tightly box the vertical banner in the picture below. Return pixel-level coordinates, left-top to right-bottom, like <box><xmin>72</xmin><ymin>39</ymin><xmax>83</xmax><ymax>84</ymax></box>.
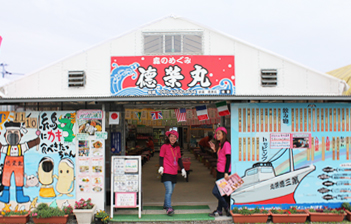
<box><xmin>291</xmin><ymin>108</ymin><xmax>295</xmax><ymax>132</ymax></box>
<box><xmin>252</xmin><ymin>108</ymin><xmax>255</xmax><ymax>132</ymax></box>
<box><xmin>243</xmin><ymin>108</ymin><xmax>246</xmax><ymax>132</ymax></box>
<box><xmin>111</xmin><ymin>132</ymin><xmax>121</xmax><ymax>154</ymax></box>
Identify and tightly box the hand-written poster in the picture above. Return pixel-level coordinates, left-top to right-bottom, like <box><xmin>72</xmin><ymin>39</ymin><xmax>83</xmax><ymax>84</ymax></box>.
<box><xmin>270</xmin><ymin>133</ymin><xmax>291</xmax><ymax>149</ymax></box>
<box><xmin>115</xmin><ymin>192</ymin><xmax>136</xmax><ymax>208</ymax></box>
<box><xmin>0</xmin><ymin>111</ymin><xmax>76</xmax><ymax>209</ymax></box>
<box><xmin>113</xmin><ymin>158</ymin><xmax>139</xmax><ymax>192</ymax></box>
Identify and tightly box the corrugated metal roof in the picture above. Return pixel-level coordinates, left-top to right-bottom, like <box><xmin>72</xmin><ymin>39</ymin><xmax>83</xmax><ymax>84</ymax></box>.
<box><xmin>327</xmin><ymin>64</ymin><xmax>351</xmax><ymax>95</ymax></box>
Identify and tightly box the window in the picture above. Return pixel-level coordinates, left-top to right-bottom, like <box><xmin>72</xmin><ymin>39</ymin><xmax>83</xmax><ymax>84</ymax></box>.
<box><xmin>246</xmin><ymin>168</ymin><xmax>258</xmax><ymax>176</ymax></box>
<box><xmin>68</xmin><ymin>71</ymin><xmax>85</xmax><ymax>87</ymax></box>
<box><xmin>261</xmin><ymin>167</ymin><xmax>273</xmax><ymax>173</ymax></box>
<box><xmin>143</xmin><ymin>32</ymin><xmax>202</xmax><ymax>54</ymax></box>
<box><xmin>261</xmin><ymin>69</ymin><xmax>277</xmax><ymax>87</ymax></box>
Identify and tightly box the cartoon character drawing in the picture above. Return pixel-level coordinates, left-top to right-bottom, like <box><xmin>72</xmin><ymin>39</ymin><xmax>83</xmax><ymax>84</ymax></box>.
<box><xmin>0</xmin><ymin>121</ymin><xmax>40</xmax><ymax>203</ymax></box>
<box><xmin>53</xmin><ymin>158</ymin><xmax>75</xmax><ymax>197</ymax></box>
<box><xmin>24</xmin><ymin>172</ymin><xmax>39</xmax><ymax>187</ymax></box>
<box><xmin>38</xmin><ymin>157</ymin><xmax>56</xmax><ymax>198</ymax></box>
<box><xmin>58</xmin><ymin>113</ymin><xmax>76</xmax><ymax>142</ymax></box>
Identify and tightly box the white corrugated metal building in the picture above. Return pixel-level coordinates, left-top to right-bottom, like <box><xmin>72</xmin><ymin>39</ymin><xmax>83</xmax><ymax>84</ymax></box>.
<box><xmin>0</xmin><ymin>15</ymin><xmax>350</xmax><ymax>215</ymax></box>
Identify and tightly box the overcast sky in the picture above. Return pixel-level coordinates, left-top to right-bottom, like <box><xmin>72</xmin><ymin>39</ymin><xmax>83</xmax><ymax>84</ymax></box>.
<box><xmin>0</xmin><ymin>0</ymin><xmax>350</xmax><ymax>77</ymax></box>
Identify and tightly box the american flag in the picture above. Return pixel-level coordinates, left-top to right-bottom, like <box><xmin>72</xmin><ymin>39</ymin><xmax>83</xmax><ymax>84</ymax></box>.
<box><xmin>174</xmin><ymin>108</ymin><xmax>187</xmax><ymax>122</ymax></box>
<box><xmin>151</xmin><ymin>111</ymin><xmax>163</xmax><ymax>120</ymax></box>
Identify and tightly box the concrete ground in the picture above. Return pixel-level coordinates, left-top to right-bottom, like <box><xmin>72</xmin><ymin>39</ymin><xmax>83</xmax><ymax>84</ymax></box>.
<box><xmin>113</xmin><ymin>148</ymin><xmax>232</xmax><ymax>223</ymax></box>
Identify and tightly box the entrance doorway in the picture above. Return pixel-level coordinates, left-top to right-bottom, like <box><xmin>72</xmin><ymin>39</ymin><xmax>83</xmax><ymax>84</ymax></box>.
<box><xmin>105</xmin><ymin>102</ymin><xmax>231</xmax><ymax>211</ymax></box>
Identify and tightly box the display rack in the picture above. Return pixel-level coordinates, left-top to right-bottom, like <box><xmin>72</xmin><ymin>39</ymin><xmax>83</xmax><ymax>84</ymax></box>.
<box><xmin>153</xmin><ymin>128</ymin><xmax>165</xmax><ymax>149</ymax></box>
<box><xmin>110</xmin><ymin>156</ymin><xmax>142</xmax><ymax>219</ymax></box>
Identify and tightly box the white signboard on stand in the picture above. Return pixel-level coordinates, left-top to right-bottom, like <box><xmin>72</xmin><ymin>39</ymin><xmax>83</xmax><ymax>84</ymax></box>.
<box><xmin>110</xmin><ymin>156</ymin><xmax>142</xmax><ymax>219</ymax></box>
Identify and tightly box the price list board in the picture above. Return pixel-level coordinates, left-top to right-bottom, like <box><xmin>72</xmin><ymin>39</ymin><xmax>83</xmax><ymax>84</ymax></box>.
<box><xmin>110</xmin><ymin>156</ymin><xmax>141</xmax><ymax>219</ymax></box>
<box><xmin>231</xmin><ymin>103</ymin><xmax>351</xmax><ymax>209</ymax></box>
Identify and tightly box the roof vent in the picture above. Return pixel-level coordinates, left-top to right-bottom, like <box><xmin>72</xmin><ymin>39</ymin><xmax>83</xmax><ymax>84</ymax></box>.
<box><xmin>261</xmin><ymin>69</ymin><xmax>277</xmax><ymax>87</ymax></box>
<box><xmin>143</xmin><ymin>32</ymin><xmax>203</xmax><ymax>54</ymax></box>
<box><xmin>68</xmin><ymin>71</ymin><xmax>85</xmax><ymax>87</ymax></box>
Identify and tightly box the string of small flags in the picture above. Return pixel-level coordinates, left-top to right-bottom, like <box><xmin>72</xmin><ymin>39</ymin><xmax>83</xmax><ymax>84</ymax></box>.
<box><xmin>125</xmin><ymin>101</ymin><xmax>229</xmax><ymax>125</ymax></box>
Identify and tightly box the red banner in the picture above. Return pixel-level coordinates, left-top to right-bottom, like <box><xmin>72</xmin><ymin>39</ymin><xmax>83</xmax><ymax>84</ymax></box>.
<box><xmin>110</xmin><ymin>55</ymin><xmax>235</xmax><ymax>96</ymax></box>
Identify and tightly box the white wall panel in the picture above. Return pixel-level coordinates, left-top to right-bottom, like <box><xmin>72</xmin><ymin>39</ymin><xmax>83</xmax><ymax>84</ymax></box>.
<box><xmin>206</xmin><ymin>31</ymin><xmax>235</xmax><ymax>55</ymax></box>
<box><xmin>234</xmin><ymin>43</ymin><xmax>260</xmax><ymax>95</ymax></box>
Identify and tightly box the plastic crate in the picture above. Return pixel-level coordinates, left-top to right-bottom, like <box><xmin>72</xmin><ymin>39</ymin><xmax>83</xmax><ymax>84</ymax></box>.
<box><xmin>183</xmin><ymin>161</ymin><xmax>191</xmax><ymax>171</ymax></box>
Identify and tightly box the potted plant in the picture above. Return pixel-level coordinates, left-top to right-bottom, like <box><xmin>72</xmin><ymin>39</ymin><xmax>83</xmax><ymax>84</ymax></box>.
<box><xmin>229</xmin><ymin>206</ymin><xmax>269</xmax><ymax>223</ymax></box>
<box><xmin>94</xmin><ymin>209</ymin><xmax>111</xmax><ymax>224</ymax></box>
<box><xmin>305</xmin><ymin>206</ymin><xmax>346</xmax><ymax>222</ymax></box>
<box><xmin>342</xmin><ymin>202</ymin><xmax>351</xmax><ymax>221</ymax></box>
<box><xmin>73</xmin><ymin>198</ymin><xmax>96</xmax><ymax>224</ymax></box>
<box><xmin>270</xmin><ymin>206</ymin><xmax>309</xmax><ymax>223</ymax></box>
<box><xmin>63</xmin><ymin>204</ymin><xmax>73</xmax><ymax>216</ymax></box>
<box><xmin>30</xmin><ymin>203</ymin><xmax>69</xmax><ymax>224</ymax></box>
<box><xmin>0</xmin><ymin>209</ymin><xmax>29</xmax><ymax>223</ymax></box>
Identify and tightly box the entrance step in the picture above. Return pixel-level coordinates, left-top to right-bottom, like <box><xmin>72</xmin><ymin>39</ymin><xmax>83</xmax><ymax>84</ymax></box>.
<box><xmin>113</xmin><ymin>205</ymin><xmax>211</xmax><ymax>215</ymax></box>
<box><xmin>110</xmin><ymin>213</ymin><xmax>215</xmax><ymax>223</ymax></box>
<box><xmin>144</xmin><ymin>205</ymin><xmax>210</xmax><ymax>210</ymax></box>
<box><xmin>109</xmin><ymin>205</ymin><xmax>233</xmax><ymax>223</ymax></box>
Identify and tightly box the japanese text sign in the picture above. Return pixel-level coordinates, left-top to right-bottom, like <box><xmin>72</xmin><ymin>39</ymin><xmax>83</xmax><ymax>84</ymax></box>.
<box><xmin>110</xmin><ymin>55</ymin><xmax>235</xmax><ymax>96</ymax></box>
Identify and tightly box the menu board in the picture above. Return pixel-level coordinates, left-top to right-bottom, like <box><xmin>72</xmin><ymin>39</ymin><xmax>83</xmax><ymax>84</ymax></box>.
<box><xmin>113</xmin><ymin>158</ymin><xmax>139</xmax><ymax>193</ymax></box>
<box><xmin>111</xmin><ymin>156</ymin><xmax>141</xmax><ymax>212</ymax></box>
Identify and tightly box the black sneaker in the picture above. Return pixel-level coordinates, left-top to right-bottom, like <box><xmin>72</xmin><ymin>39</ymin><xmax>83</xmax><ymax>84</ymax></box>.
<box><xmin>224</xmin><ymin>208</ymin><xmax>231</xmax><ymax>217</ymax></box>
<box><xmin>208</xmin><ymin>210</ymin><xmax>222</xmax><ymax>217</ymax></box>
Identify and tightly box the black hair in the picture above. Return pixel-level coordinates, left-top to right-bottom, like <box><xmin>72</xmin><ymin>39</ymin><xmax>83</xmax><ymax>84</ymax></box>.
<box><xmin>165</xmin><ymin>136</ymin><xmax>179</xmax><ymax>148</ymax></box>
<box><xmin>215</xmin><ymin>131</ymin><xmax>230</xmax><ymax>151</ymax></box>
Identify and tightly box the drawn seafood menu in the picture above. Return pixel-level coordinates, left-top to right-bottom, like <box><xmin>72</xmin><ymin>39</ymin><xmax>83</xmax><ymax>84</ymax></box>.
<box><xmin>232</xmin><ymin>103</ymin><xmax>351</xmax><ymax>208</ymax></box>
<box><xmin>77</xmin><ymin>110</ymin><xmax>104</xmax><ymax>193</ymax></box>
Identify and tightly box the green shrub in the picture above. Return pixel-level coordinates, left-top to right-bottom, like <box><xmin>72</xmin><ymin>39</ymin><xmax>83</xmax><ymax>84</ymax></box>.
<box><xmin>308</xmin><ymin>207</ymin><xmax>345</xmax><ymax>215</ymax></box>
<box><xmin>95</xmin><ymin>210</ymin><xmax>111</xmax><ymax>223</ymax></box>
<box><xmin>1</xmin><ymin>210</ymin><xmax>28</xmax><ymax>217</ymax></box>
<box><xmin>342</xmin><ymin>202</ymin><xmax>351</xmax><ymax>211</ymax></box>
<box><xmin>232</xmin><ymin>206</ymin><xmax>268</xmax><ymax>215</ymax></box>
<box><xmin>63</xmin><ymin>205</ymin><xmax>73</xmax><ymax>215</ymax></box>
<box><xmin>30</xmin><ymin>203</ymin><xmax>65</xmax><ymax>218</ymax></box>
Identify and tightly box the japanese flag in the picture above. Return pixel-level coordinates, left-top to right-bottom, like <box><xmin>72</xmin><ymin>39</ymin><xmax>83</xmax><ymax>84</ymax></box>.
<box><xmin>109</xmin><ymin>112</ymin><xmax>119</xmax><ymax>125</ymax></box>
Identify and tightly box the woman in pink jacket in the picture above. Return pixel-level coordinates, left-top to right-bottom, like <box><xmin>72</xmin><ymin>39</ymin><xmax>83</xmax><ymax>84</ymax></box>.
<box><xmin>208</xmin><ymin>127</ymin><xmax>231</xmax><ymax>217</ymax></box>
<box><xmin>158</xmin><ymin>130</ymin><xmax>187</xmax><ymax>216</ymax></box>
